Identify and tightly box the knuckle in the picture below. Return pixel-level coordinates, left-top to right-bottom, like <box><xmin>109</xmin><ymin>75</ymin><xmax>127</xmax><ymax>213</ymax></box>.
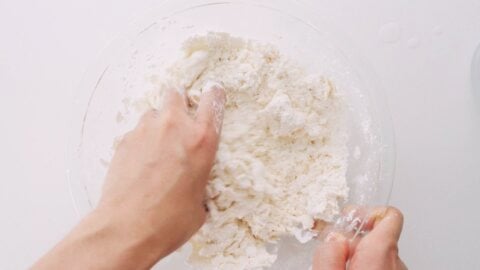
<box><xmin>118</xmin><ymin>131</ymin><xmax>135</xmax><ymax>147</ymax></box>
<box><xmin>139</xmin><ymin>110</ymin><xmax>158</xmax><ymax>124</ymax></box>
<box><xmin>143</xmin><ymin>152</ymin><xmax>161</xmax><ymax>169</ymax></box>
<box><xmin>144</xmin><ymin>109</ymin><xmax>159</xmax><ymax>119</ymax></box>
<box><xmin>141</xmin><ymin>109</ymin><xmax>180</xmax><ymax>130</ymax></box>
<box><xmin>189</xmin><ymin>125</ymin><xmax>215</xmax><ymax>150</ymax></box>
<box><xmin>161</xmin><ymin>110</ymin><xmax>178</xmax><ymax>128</ymax></box>
<box><xmin>136</xmin><ymin>112</ymin><xmax>154</xmax><ymax>133</ymax></box>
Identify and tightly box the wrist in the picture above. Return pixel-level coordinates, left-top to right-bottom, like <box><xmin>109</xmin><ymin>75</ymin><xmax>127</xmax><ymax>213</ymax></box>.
<box><xmin>84</xmin><ymin>206</ymin><xmax>171</xmax><ymax>269</ymax></box>
<box><xmin>32</xmin><ymin>205</ymin><xmax>170</xmax><ymax>270</ymax></box>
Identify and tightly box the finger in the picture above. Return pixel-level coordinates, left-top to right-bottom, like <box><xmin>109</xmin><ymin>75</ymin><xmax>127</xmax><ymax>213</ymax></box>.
<box><xmin>339</xmin><ymin>205</ymin><xmax>371</xmax><ymax>234</ymax></box>
<box><xmin>368</xmin><ymin>207</ymin><xmax>404</xmax><ymax>243</ymax></box>
<box><xmin>196</xmin><ymin>81</ymin><xmax>226</xmax><ymax>135</ymax></box>
<box><xmin>313</xmin><ymin>232</ymin><xmax>349</xmax><ymax>270</ymax></box>
<box><xmin>348</xmin><ymin>207</ymin><xmax>404</xmax><ymax>269</ymax></box>
<box><xmin>137</xmin><ymin>87</ymin><xmax>189</xmax><ymax>129</ymax></box>
<box><xmin>162</xmin><ymin>87</ymin><xmax>187</xmax><ymax>112</ymax></box>
<box><xmin>138</xmin><ymin>109</ymin><xmax>160</xmax><ymax>122</ymax></box>
<box><xmin>136</xmin><ymin>87</ymin><xmax>187</xmax><ymax>126</ymax></box>
<box><xmin>134</xmin><ymin>109</ymin><xmax>158</xmax><ymax>132</ymax></box>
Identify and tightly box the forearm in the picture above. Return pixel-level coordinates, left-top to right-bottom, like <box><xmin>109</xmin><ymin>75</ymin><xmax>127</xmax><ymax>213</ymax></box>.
<box><xmin>31</xmin><ymin>208</ymin><xmax>167</xmax><ymax>270</ymax></box>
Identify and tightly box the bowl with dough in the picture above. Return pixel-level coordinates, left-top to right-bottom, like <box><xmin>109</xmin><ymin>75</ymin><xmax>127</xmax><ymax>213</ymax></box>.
<box><xmin>68</xmin><ymin>1</ymin><xmax>395</xmax><ymax>269</ymax></box>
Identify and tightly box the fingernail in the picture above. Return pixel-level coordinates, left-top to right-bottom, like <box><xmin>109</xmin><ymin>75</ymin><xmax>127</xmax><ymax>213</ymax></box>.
<box><xmin>203</xmin><ymin>80</ymin><xmax>224</xmax><ymax>93</ymax></box>
<box><xmin>204</xmin><ymin>80</ymin><xmax>226</xmax><ymax>104</ymax></box>
<box><xmin>325</xmin><ymin>232</ymin><xmax>346</xmax><ymax>243</ymax></box>
<box><xmin>203</xmin><ymin>80</ymin><xmax>226</xmax><ymax>134</ymax></box>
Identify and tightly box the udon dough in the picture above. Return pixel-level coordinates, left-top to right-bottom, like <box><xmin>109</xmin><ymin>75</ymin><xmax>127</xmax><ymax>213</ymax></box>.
<box><xmin>144</xmin><ymin>33</ymin><xmax>349</xmax><ymax>270</ymax></box>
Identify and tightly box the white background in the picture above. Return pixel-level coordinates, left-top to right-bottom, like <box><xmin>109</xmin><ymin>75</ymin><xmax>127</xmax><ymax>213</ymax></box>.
<box><xmin>1</xmin><ymin>0</ymin><xmax>479</xmax><ymax>269</ymax></box>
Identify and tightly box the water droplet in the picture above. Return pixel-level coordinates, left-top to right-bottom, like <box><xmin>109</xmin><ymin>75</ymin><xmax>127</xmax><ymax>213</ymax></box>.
<box><xmin>407</xmin><ymin>37</ymin><xmax>420</xmax><ymax>49</ymax></box>
<box><xmin>379</xmin><ymin>22</ymin><xmax>402</xmax><ymax>44</ymax></box>
<box><xmin>433</xmin><ymin>26</ymin><xmax>443</xmax><ymax>36</ymax></box>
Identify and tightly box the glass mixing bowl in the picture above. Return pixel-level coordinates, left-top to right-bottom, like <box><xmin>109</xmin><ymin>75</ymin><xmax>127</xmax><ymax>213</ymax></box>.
<box><xmin>68</xmin><ymin>1</ymin><xmax>395</xmax><ymax>269</ymax></box>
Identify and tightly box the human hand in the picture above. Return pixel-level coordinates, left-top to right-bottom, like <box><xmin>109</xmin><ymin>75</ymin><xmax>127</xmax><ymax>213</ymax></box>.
<box><xmin>31</xmin><ymin>82</ymin><xmax>226</xmax><ymax>270</ymax></box>
<box><xmin>313</xmin><ymin>207</ymin><xmax>407</xmax><ymax>270</ymax></box>
<box><xmin>98</xmin><ymin>82</ymin><xmax>226</xmax><ymax>262</ymax></box>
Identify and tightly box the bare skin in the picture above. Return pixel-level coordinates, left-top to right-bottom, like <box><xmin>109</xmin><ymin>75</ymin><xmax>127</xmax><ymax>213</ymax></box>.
<box><xmin>32</xmin><ymin>82</ymin><xmax>406</xmax><ymax>270</ymax></box>
<box><xmin>32</xmin><ymin>83</ymin><xmax>226</xmax><ymax>270</ymax></box>
<box><xmin>314</xmin><ymin>207</ymin><xmax>408</xmax><ymax>270</ymax></box>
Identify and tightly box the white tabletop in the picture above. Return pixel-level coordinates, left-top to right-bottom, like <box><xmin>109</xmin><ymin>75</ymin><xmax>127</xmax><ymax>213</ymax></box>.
<box><xmin>1</xmin><ymin>0</ymin><xmax>479</xmax><ymax>269</ymax></box>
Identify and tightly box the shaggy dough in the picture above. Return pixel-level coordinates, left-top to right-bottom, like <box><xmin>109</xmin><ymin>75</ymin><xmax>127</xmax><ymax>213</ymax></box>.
<box><xmin>147</xmin><ymin>33</ymin><xmax>349</xmax><ymax>270</ymax></box>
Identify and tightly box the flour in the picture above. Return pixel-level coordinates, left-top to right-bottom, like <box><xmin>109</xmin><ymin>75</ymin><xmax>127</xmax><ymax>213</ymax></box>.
<box><xmin>144</xmin><ymin>33</ymin><xmax>349</xmax><ymax>270</ymax></box>
<box><xmin>259</xmin><ymin>92</ymin><xmax>307</xmax><ymax>137</ymax></box>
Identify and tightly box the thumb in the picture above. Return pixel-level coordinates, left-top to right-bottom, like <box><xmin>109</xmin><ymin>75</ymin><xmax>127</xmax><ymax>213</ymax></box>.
<box><xmin>313</xmin><ymin>232</ymin><xmax>349</xmax><ymax>270</ymax></box>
